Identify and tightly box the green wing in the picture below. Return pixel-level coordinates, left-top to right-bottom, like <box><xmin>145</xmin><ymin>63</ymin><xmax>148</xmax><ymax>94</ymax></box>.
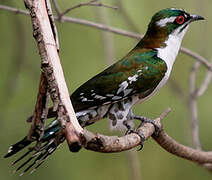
<box><xmin>71</xmin><ymin>49</ymin><xmax>167</xmax><ymax>112</ymax></box>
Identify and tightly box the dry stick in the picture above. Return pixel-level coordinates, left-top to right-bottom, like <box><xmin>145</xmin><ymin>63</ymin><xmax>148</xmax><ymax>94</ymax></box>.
<box><xmin>82</xmin><ymin>108</ymin><xmax>170</xmax><ymax>152</ymax></box>
<box><xmin>0</xmin><ymin>4</ymin><xmax>211</xmax><ymax>71</ymax></box>
<box><xmin>59</xmin><ymin>0</ymin><xmax>118</xmax><ymax>18</ymax></box>
<box><xmin>46</xmin><ymin>0</ymin><xmax>59</xmax><ymax>51</ymax></box>
<box><xmin>189</xmin><ymin>61</ymin><xmax>202</xmax><ymax>150</ymax></box>
<box><xmin>189</xmin><ymin>60</ymin><xmax>212</xmax><ymax>169</ymax></box>
<box><xmin>24</xmin><ymin>0</ymin><xmax>83</xmax><ymax>150</ymax></box>
<box><xmin>52</xmin><ymin>0</ymin><xmax>62</xmax><ymax>16</ymax></box>
<box><xmin>153</xmin><ymin>130</ymin><xmax>212</xmax><ymax>164</ymax></box>
<box><xmin>196</xmin><ymin>60</ymin><xmax>212</xmax><ymax>97</ymax></box>
<box><xmin>95</xmin><ymin>5</ymin><xmax>115</xmax><ymax>65</ymax></box>
<box><xmin>27</xmin><ymin>73</ymin><xmax>49</xmax><ymax>144</ymax></box>
<box><xmin>126</xmin><ymin>150</ymin><xmax>142</xmax><ymax>180</ymax></box>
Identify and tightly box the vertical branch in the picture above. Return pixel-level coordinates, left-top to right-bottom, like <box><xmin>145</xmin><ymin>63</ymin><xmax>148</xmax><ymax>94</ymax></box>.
<box><xmin>189</xmin><ymin>61</ymin><xmax>201</xmax><ymax>150</ymax></box>
<box><xmin>27</xmin><ymin>73</ymin><xmax>49</xmax><ymax>143</ymax></box>
<box><xmin>24</xmin><ymin>0</ymin><xmax>83</xmax><ymax>150</ymax></box>
<box><xmin>126</xmin><ymin>150</ymin><xmax>142</xmax><ymax>180</ymax></box>
<box><xmin>95</xmin><ymin>6</ymin><xmax>115</xmax><ymax>65</ymax></box>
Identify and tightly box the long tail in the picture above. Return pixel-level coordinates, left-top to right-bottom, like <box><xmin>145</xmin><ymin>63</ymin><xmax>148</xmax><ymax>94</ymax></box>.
<box><xmin>4</xmin><ymin>119</ymin><xmax>63</xmax><ymax>175</ymax></box>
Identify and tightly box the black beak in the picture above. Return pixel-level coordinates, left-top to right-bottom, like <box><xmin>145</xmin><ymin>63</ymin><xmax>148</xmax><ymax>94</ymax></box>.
<box><xmin>190</xmin><ymin>14</ymin><xmax>205</xmax><ymax>22</ymax></box>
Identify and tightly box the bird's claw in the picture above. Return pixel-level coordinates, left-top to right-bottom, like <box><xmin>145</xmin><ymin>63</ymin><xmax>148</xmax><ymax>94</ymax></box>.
<box><xmin>138</xmin><ymin>118</ymin><xmax>160</xmax><ymax>137</ymax></box>
<box><xmin>125</xmin><ymin>129</ymin><xmax>145</xmax><ymax>151</ymax></box>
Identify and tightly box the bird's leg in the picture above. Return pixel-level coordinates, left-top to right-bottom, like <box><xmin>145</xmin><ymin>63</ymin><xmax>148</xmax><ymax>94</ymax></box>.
<box><xmin>123</xmin><ymin>120</ymin><xmax>145</xmax><ymax>151</ymax></box>
<box><xmin>132</xmin><ymin>114</ymin><xmax>160</xmax><ymax>136</ymax></box>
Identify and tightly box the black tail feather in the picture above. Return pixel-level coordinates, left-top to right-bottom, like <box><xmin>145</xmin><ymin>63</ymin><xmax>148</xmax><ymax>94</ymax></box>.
<box><xmin>12</xmin><ymin>149</ymin><xmax>33</xmax><ymax>166</ymax></box>
<box><xmin>4</xmin><ymin>137</ymin><xmax>32</xmax><ymax>158</ymax></box>
<box><xmin>19</xmin><ymin>139</ymin><xmax>58</xmax><ymax>176</ymax></box>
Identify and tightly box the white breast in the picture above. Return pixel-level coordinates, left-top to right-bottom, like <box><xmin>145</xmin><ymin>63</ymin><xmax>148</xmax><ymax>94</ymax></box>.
<box><xmin>137</xmin><ymin>25</ymin><xmax>189</xmax><ymax>104</ymax></box>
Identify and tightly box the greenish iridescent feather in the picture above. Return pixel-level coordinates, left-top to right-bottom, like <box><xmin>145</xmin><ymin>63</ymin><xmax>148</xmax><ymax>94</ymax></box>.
<box><xmin>71</xmin><ymin>49</ymin><xmax>167</xmax><ymax>112</ymax></box>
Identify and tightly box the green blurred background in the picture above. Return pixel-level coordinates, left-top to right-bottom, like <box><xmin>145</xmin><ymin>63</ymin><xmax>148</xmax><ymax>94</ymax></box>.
<box><xmin>0</xmin><ymin>0</ymin><xmax>212</xmax><ymax>179</ymax></box>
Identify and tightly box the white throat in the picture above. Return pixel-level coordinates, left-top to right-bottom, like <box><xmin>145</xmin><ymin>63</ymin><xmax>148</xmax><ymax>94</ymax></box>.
<box><xmin>156</xmin><ymin>25</ymin><xmax>189</xmax><ymax>77</ymax></box>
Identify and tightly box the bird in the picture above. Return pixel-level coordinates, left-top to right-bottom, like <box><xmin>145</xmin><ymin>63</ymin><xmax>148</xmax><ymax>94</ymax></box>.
<box><xmin>4</xmin><ymin>8</ymin><xmax>204</xmax><ymax>175</ymax></box>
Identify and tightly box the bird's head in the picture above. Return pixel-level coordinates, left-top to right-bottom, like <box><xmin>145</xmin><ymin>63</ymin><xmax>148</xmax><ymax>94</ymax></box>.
<box><xmin>140</xmin><ymin>8</ymin><xmax>204</xmax><ymax>48</ymax></box>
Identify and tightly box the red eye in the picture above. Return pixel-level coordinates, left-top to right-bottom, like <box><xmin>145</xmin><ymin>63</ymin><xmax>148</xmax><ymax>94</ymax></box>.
<box><xmin>176</xmin><ymin>15</ymin><xmax>185</xmax><ymax>24</ymax></box>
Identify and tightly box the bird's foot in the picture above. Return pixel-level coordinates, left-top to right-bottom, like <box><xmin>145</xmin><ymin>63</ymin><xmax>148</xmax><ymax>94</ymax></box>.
<box><xmin>125</xmin><ymin>129</ymin><xmax>145</xmax><ymax>151</ymax></box>
<box><xmin>133</xmin><ymin>115</ymin><xmax>160</xmax><ymax>137</ymax></box>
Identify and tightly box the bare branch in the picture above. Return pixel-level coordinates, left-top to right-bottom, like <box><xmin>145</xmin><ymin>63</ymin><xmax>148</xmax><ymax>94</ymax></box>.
<box><xmin>52</xmin><ymin>0</ymin><xmax>62</xmax><ymax>16</ymax></box>
<box><xmin>81</xmin><ymin>108</ymin><xmax>170</xmax><ymax>152</ymax></box>
<box><xmin>189</xmin><ymin>61</ymin><xmax>201</xmax><ymax>150</ymax></box>
<box><xmin>196</xmin><ymin>61</ymin><xmax>212</xmax><ymax>97</ymax></box>
<box><xmin>24</xmin><ymin>0</ymin><xmax>83</xmax><ymax>149</ymax></box>
<box><xmin>0</xmin><ymin>4</ymin><xmax>29</xmax><ymax>15</ymax></box>
<box><xmin>0</xmin><ymin>4</ymin><xmax>211</xmax><ymax>72</ymax></box>
<box><xmin>46</xmin><ymin>0</ymin><xmax>59</xmax><ymax>51</ymax></box>
<box><xmin>153</xmin><ymin>130</ymin><xmax>212</xmax><ymax>164</ymax></box>
<box><xmin>181</xmin><ymin>47</ymin><xmax>212</xmax><ymax>71</ymax></box>
<box><xmin>27</xmin><ymin>73</ymin><xmax>49</xmax><ymax>144</ymax></box>
<box><xmin>60</xmin><ymin>0</ymin><xmax>118</xmax><ymax>18</ymax></box>
<box><xmin>126</xmin><ymin>149</ymin><xmax>142</xmax><ymax>180</ymax></box>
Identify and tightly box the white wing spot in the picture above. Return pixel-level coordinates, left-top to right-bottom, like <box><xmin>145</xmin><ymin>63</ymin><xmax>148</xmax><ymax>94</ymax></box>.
<box><xmin>128</xmin><ymin>74</ymin><xmax>138</xmax><ymax>84</ymax></box>
<box><xmin>112</xmin><ymin>96</ymin><xmax>122</xmax><ymax>100</ymax></box>
<box><xmin>8</xmin><ymin>146</ymin><xmax>13</xmax><ymax>153</ymax></box>
<box><xmin>94</xmin><ymin>95</ymin><xmax>106</xmax><ymax>100</ymax></box>
<box><xmin>82</xmin><ymin>98</ymin><xmax>88</xmax><ymax>102</ymax></box>
<box><xmin>117</xmin><ymin>81</ymin><xmax>128</xmax><ymax>94</ymax></box>
<box><xmin>80</xmin><ymin>93</ymin><xmax>84</xmax><ymax>96</ymax></box>
<box><xmin>106</xmin><ymin>94</ymin><xmax>114</xmax><ymax>97</ymax></box>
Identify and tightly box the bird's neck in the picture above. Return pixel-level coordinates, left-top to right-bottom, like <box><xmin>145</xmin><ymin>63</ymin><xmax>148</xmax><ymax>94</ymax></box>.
<box><xmin>136</xmin><ymin>26</ymin><xmax>168</xmax><ymax>49</ymax></box>
<box><xmin>156</xmin><ymin>33</ymin><xmax>182</xmax><ymax>74</ymax></box>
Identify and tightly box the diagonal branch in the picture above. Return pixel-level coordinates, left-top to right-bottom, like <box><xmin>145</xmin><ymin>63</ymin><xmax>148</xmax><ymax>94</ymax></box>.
<box><xmin>24</xmin><ymin>0</ymin><xmax>83</xmax><ymax>150</ymax></box>
<box><xmin>60</xmin><ymin>0</ymin><xmax>118</xmax><ymax>17</ymax></box>
<box><xmin>0</xmin><ymin>4</ymin><xmax>211</xmax><ymax>72</ymax></box>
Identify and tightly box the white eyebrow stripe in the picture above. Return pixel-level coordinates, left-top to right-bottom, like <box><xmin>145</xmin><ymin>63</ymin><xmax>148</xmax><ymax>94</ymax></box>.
<box><xmin>156</xmin><ymin>17</ymin><xmax>176</xmax><ymax>27</ymax></box>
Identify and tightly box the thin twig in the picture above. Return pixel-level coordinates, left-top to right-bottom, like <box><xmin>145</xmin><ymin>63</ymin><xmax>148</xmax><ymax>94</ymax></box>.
<box><xmin>0</xmin><ymin>4</ymin><xmax>211</xmax><ymax>72</ymax></box>
<box><xmin>115</xmin><ymin>0</ymin><xmax>140</xmax><ymax>33</ymax></box>
<box><xmin>181</xmin><ymin>47</ymin><xmax>212</xmax><ymax>71</ymax></box>
<box><xmin>0</xmin><ymin>4</ymin><xmax>29</xmax><ymax>15</ymax></box>
<box><xmin>95</xmin><ymin>5</ymin><xmax>115</xmax><ymax>65</ymax></box>
<box><xmin>196</xmin><ymin>61</ymin><xmax>212</xmax><ymax>97</ymax></box>
<box><xmin>46</xmin><ymin>0</ymin><xmax>59</xmax><ymax>51</ymax></box>
<box><xmin>52</xmin><ymin>0</ymin><xmax>62</xmax><ymax>16</ymax></box>
<box><xmin>60</xmin><ymin>0</ymin><xmax>118</xmax><ymax>18</ymax></box>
